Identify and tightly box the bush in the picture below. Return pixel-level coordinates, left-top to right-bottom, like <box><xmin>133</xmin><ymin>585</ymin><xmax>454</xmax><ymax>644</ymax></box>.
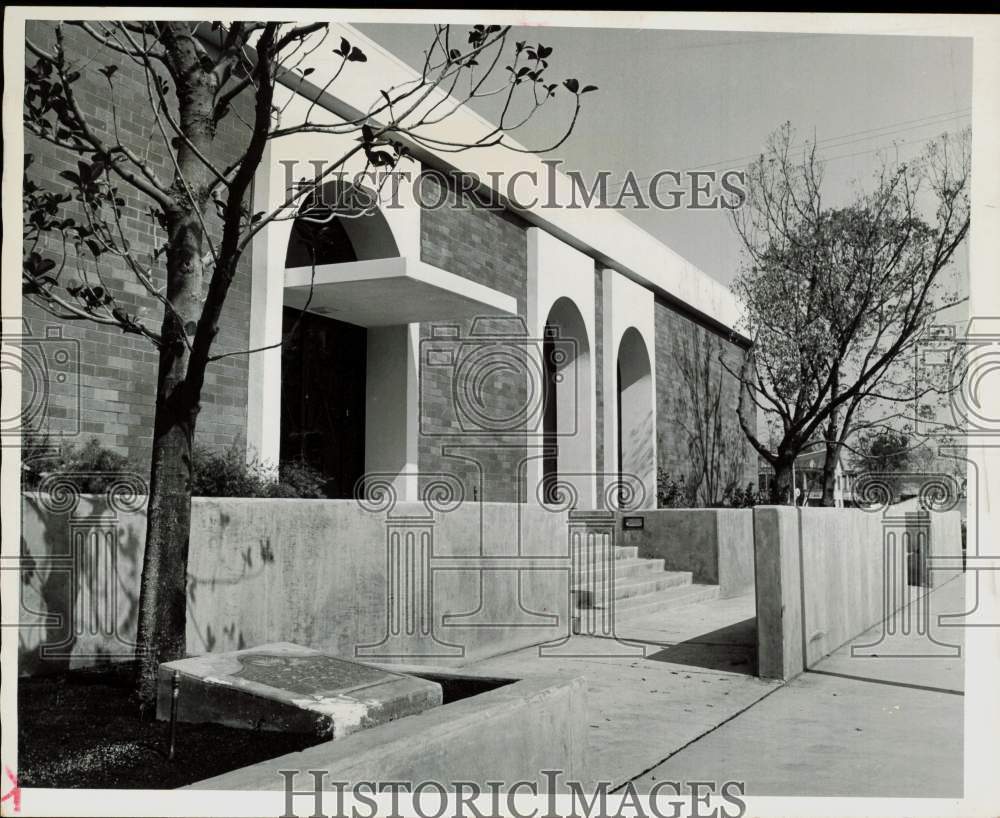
<box><xmin>656</xmin><ymin>469</ymin><xmax>693</xmax><ymax>508</ymax></box>
<box><xmin>723</xmin><ymin>482</ymin><xmax>760</xmax><ymax>508</ymax></box>
<box><xmin>21</xmin><ymin>435</ymin><xmax>131</xmax><ymax>494</ymax></box>
<box><xmin>190</xmin><ymin>444</ymin><xmax>328</xmax><ymax>499</ymax></box>
<box><xmin>22</xmin><ymin>436</ymin><xmax>329</xmax><ymax>499</ymax></box>
<box><xmin>656</xmin><ymin>468</ymin><xmax>760</xmax><ymax>509</ymax></box>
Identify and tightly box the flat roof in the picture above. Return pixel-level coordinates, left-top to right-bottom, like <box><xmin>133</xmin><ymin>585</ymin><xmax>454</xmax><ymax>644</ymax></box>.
<box><xmin>274</xmin><ymin>23</ymin><xmax>746</xmax><ymax>340</ymax></box>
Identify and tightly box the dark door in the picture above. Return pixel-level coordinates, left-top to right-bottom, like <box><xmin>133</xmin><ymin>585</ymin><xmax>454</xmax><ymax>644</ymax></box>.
<box><xmin>281</xmin><ymin>308</ymin><xmax>367</xmax><ymax>498</ymax></box>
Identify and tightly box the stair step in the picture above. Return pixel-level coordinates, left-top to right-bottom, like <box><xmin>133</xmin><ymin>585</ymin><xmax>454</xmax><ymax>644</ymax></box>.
<box><xmin>572</xmin><ymin>557</ymin><xmax>664</xmax><ymax>581</ymax></box>
<box><xmin>572</xmin><ymin>571</ymin><xmax>693</xmax><ymax>606</ymax></box>
<box><xmin>614</xmin><ymin>583</ymin><xmax>721</xmax><ymax>617</ymax></box>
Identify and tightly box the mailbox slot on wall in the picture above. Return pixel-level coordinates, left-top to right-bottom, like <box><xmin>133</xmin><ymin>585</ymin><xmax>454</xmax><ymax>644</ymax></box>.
<box><xmin>622</xmin><ymin>516</ymin><xmax>645</xmax><ymax>530</ymax></box>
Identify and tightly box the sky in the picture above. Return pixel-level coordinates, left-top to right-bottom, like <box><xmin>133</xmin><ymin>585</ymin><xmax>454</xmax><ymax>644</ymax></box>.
<box><xmin>358</xmin><ymin>24</ymin><xmax>972</xmax><ymax>293</ymax></box>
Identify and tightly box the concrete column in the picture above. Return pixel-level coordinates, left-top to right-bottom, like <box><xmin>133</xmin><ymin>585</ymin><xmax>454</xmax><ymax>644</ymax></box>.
<box><xmin>245</xmin><ymin>145</ymin><xmax>291</xmax><ymax>469</ymax></box>
<box><xmin>364</xmin><ymin>323</ymin><xmax>420</xmax><ymax>501</ymax></box>
<box><xmin>753</xmin><ymin>505</ymin><xmax>805</xmax><ymax>681</ymax></box>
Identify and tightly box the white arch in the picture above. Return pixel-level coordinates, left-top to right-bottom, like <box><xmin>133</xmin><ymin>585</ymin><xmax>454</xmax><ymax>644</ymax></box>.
<box><xmin>616</xmin><ymin>327</ymin><xmax>656</xmax><ymax>509</ymax></box>
<box><xmin>602</xmin><ymin>269</ymin><xmax>657</xmax><ymax>510</ymax></box>
<box><xmin>527</xmin><ymin>228</ymin><xmax>597</xmax><ymax>509</ymax></box>
<box><xmin>541</xmin><ymin>297</ymin><xmax>594</xmax><ymax>508</ymax></box>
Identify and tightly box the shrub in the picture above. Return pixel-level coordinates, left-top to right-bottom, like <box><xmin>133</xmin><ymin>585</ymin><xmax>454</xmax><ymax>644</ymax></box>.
<box><xmin>723</xmin><ymin>482</ymin><xmax>760</xmax><ymax>508</ymax></box>
<box><xmin>657</xmin><ymin>468</ymin><xmax>759</xmax><ymax>508</ymax></box>
<box><xmin>21</xmin><ymin>435</ymin><xmax>131</xmax><ymax>494</ymax></box>
<box><xmin>22</xmin><ymin>436</ymin><xmax>329</xmax><ymax>499</ymax></box>
<box><xmin>190</xmin><ymin>444</ymin><xmax>328</xmax><ymax>499</ymax></box>
<box><xmin>657</xmin><ymin>469</ymin><xmax>692</xmax><ymax>508</ymax></box>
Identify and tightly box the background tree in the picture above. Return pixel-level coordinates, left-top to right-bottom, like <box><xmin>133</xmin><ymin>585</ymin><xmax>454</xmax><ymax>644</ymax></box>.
<box><xmin>850</xmin><ymin>427</ymin><xmax>912</xmax><ymax>473</ymax></box>
<box><xmin>22</xmin><ymin>20</ymin><xmax>595</xmax><ymax>706</ymax></box>
<box><xmin>728</xmin><ymin>123</ymin><xmax>969</xmax><ymax>504</ymax></box>
<box><xmin>673</xmin><ymin>331</ymin><xmax>749</xmax><ymax>506</ymax></box>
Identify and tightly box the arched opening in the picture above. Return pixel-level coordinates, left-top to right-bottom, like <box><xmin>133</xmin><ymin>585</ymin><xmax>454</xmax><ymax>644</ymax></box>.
<box><xmin>541</xmin><ymin>297</ymin><xmax>592</xmax><ymax>507</ymax></box>
<box><xmin>616</xmin><ymin>328</ymin><xmax>655</xmax><ymax>509</ymax></box>
<box><xmin>280</xmin><ymin>182</ymin><xmax>401</xmax><ymax>498</ymax></box>
<box><xmin>284</xmin><ymin>181</ymin><xmax>399</xmax><ymax>268</ymax></box>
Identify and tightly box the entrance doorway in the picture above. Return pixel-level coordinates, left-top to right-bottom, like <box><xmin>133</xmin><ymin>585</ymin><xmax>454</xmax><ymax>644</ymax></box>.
<box><xmin>279</xmin><ymin>308</ymin><xmax>367</xmax><ymax>498</ymax></box>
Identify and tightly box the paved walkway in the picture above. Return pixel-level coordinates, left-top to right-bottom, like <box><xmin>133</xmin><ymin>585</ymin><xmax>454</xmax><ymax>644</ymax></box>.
<box><xmin>464</xmin><ymin>592</ymin><xmax>772</xmax><ymax>789</ymax></box>
<box><xmin>462</xmin><ymin>578</ymin><xmax>965</xmax><ymax>795</ymax></box>
<box><xmin>627</xmin><ymin>578</ymin><xmax>965</xmax><ymax>797</ymax></box>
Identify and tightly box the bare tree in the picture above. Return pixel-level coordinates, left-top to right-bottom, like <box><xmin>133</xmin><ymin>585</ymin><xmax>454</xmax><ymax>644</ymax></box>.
<box><xmin>22</xmin><ymin>20</ymin><xmax>596</xmax><ymax>706</ymax></box>
<box><xmin>728</xmin><ymin>123</ymin><xmax>969</xmax><ymax>504</ymax></box>
<box><xmin>674</xmin><ymin>331</ymin><xmax>747</xmax><ymax>506</ymax></box>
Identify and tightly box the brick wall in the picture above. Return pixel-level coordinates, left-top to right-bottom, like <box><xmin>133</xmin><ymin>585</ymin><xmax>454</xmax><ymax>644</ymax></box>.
<box><xmin>22</xmin><ymin>22</ymin><xmax>254</xmax><ymax>476</ymax></box>
<box><xmin>654</xmin><ymin>300</ymin><xmax>756</xmax><ymax>504</ymax></box>
<box><xmin>418</xmin><ymin>169</ymin><xmax>530</xmax><ymax>502</ymax></box>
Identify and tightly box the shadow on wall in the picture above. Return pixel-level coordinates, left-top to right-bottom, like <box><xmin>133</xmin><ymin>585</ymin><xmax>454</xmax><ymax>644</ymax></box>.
<box><xmin>19</xmin><ymin>492</ymin><xmax>143</xmax><ymax>676</ymax></box>
<box><xmin>19</xmin><ymin>496</ymin><xmax>573</xmax><ymax>675</ymax></box>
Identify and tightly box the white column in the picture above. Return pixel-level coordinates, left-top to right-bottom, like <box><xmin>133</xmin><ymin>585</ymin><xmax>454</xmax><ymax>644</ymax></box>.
<box><xmin>245</xmin><ymin>145</ymin><xmax>291</xmax><ymax>469</ymax></box>
<box><xmin>363</xmin><ymin>322</ymin><xmax>420</xmax><ymax>502</ymax></box>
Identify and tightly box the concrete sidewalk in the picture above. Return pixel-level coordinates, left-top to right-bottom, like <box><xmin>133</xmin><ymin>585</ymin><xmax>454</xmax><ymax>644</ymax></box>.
<box><xmin>461</xmin><ymin>577</ymin><xmax>965</xmax><ymax>795</ymax></box>
<box><xmin>462</xmin><ymin>592</ymin><xmax>774</xmax><ymax>789</ymax></box>
<box><xmin>627</xmin><ymin>578</ymin><xmax>966</xmax><ymax>797</ymax></box>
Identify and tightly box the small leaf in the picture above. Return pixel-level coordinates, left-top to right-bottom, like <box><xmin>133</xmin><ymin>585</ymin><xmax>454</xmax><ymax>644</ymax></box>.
<box><xmin>348</xmin><ymin>46</ymin><xmax>367</xmax><ymax>62</ymax></box>
<box><xmin>538</xmin><ymin>45</ymin><xmax>552</xmax><ymax>59</ymax></box>
<box><xmin>581</xmin><ymin>84</ymin><xmax>598</xmax><ymax>93</ymax></box>
<box><xmin>302</xmin><ymin>67</ymin><xmax>315</xmax><ymax>77</ymax></box>
<box><xmin>563</xmin><ymin>78</ymin><xmax>579</xmax><ymax>94</ymax></box>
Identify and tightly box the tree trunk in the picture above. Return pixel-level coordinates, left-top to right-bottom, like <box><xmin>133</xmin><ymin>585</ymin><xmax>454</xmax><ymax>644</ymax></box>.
<box><xmin>771</xmin><ymin>457</ymin><xmax>795</xmax><ymax>505</ymax></box>
<box><xmin>820</xmin><ymin>439</ymin><xmax>840</xmax><ymax>507</ymax></box>
<box><xmin>134</xmin><ymin>380</ymin><xmax>196</xmax><ymax>708</ymax></box>
<box><xmin>134</xmin><ymin>206</ymin><xmax>207</xmax><ymax>709</ymax></box>
<box><xmin>132</xmin><ymin>24</ymin><xmax>219</xmax><ymax>709</ymax></box>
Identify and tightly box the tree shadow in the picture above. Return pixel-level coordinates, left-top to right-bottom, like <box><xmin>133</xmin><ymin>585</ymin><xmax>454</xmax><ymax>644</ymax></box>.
<box><xmin>644</xmin><ymin>617</ymin><xmax>757</xmax><ymax>676</ymax></box>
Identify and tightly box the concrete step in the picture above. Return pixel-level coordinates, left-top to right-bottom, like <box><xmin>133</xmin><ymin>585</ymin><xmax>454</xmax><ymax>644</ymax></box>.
<box><xmin>571</xmin><ymin>557</ymin><xmax>665</xmax><ymax>581</ymax></box>
<box><xmin>573</xmin><ymin>570</ymin><xmax>693</xmax><ymax>606</ymax></box>
<box><xmin>614</xmin><ymin>583</ymin><xmax>721</xmax><ymax>617</ymax></box>
<box><xmin>579</xmin><ymin>545</ymin><xmax>638</xmax><ymax>560</ymax></box>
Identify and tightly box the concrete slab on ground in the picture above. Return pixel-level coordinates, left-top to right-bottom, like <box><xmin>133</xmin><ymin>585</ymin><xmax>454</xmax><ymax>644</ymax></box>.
<box><xmin>461</xmin><ymin>592</ymin><xmax>775</xmax><ymax>789</ymax></box>
<box><xmin>628</xmin><ymin>578</ymin><xmax>966</xmax><ymax>797</ymax></box>
<box><xmin>157</xmin><ymin>642</ymin><xmax>442</xmax><ymax>739</ymax></box>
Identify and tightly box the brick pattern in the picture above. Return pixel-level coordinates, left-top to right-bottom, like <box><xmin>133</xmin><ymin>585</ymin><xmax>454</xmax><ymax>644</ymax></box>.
<box><xmin>22</xmin><ymin>22</ymin><xmax>254</xmax><ymax>475</ymax></box>
<box><xmin>418</xmin><ymin>169</ymin><xmax>530</xmax><ymax>503</ymax></box>
<box><xmin>654</xmin><ymin>300</ymin><xmax>757</xmax><ymax>502</ymax></box>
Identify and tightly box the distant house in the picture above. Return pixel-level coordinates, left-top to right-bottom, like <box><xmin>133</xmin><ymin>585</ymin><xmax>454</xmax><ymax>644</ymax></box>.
<box><xmin>758</xmin><ymin>447</ymin><xmax>857</xmax><ymax>507</ymax></box>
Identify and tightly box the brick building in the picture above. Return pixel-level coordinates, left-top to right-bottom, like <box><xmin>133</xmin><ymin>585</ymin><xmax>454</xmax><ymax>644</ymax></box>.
<box><xmin>21</xmin><ymin>22</ymin><xmax>755</xmax><ymax>510</ymax></box>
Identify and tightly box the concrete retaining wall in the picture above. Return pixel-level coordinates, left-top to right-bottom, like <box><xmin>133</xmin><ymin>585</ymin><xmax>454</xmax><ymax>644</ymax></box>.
<box><xmin>754</xmin><ymin>505</ymin><xmax>963</xmax><ymax>680</ymax></box>
<box><xmin>18</xmin><ymin>494</ymin><xmax>570</xmax><ymax>675</ymax></box>
<box><xmin>617</xmin><ymin>509</ymin><xmax>755</xmax><ymax>598</ymax></box>
<box><xmin>185</xmin><ymin>673</ymin><xmax>587</xmax><ymax>791</ymax></box>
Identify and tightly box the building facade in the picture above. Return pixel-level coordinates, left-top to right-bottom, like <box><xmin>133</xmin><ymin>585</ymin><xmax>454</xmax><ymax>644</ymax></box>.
<box><xmin>21</xmin><ymin>22</ymin><xmax>755</xmax><ymax>510</ymax></box>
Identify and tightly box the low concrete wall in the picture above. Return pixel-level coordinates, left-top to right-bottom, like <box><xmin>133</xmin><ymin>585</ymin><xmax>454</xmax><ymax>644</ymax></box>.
<box><xmin>754</xmin><ymin>505</ymin><xmax>964</xmax><ymax>680</ymax></box>
<box><xmin>185</xmin><ymin>674</ymin><xmax>587</xmax><ymax>791</ymax></box>
<box><xmin>19</xmin><ymin>494</ymin><xmax>571</xmax><ymax>675</ymax></box>
<box><xmin>617</xmin><ymin>509</ymin><xmax>755</xmax><ymax>598</ymax></box>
